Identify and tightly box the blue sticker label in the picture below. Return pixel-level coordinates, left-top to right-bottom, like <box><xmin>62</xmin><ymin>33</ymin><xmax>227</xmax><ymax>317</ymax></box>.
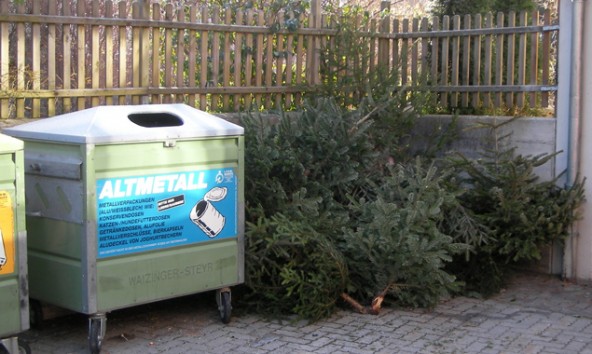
<box><xmin>96</xmin><ymin>168</ymin><xmax>237</xmax><ymax>258</ymax></box>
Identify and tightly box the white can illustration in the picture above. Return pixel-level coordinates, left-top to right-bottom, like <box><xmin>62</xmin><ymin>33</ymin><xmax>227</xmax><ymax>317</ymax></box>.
<box><xmin>189</xmin><ymin>186</ymin><xmax>228</xmax><ymax>238</ymax></box>
<box><xmin>0</xmin><ymin>228</ymin><xmax>6</xmax><ymax>268</ymax></box>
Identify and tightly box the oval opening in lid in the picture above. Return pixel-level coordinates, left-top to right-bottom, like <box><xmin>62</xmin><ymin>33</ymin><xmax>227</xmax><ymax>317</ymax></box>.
<box><xmin>128</xmin><ymin>112</ymin><xmax>184</xmax><ymax>127</ymax></box>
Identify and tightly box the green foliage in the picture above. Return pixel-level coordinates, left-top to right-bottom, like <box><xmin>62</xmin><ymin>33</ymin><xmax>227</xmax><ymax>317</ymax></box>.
<box><xmin>336</xmin><ymin>160</ymin><xmax>467</xmax><ymax>308</ymax></box>
<box><xmin>432</xmin><ymin>0</ymin><xmax>496</xmax><ymax>17</ymax></box>
<box><xmin>244</xmin><ymin>213</ymin><xmax>348</xmax><ymax>321</ymax></box>
<box><xmin>432</xmin><ymin>0</ymin><xmax>536</xmax><ymax>17</ymax></box>
<box><xmin>242</xmin><ymin>98</ymin><xmax>377</xmax><ymax>220</ymax></box>
<box><xmin>241</xmin><ymin>98</ymin><xmax>584</xmax><ymax>318</ymax></box>
<box><xmin>445</xmin><ymin>119</ymin><xmax>585</xmax><ymax>295</ymax></box>
<box><xmin>241</xmin><ymin>95</ymin><xmax>473</xmax><ymax>319</ymax></box>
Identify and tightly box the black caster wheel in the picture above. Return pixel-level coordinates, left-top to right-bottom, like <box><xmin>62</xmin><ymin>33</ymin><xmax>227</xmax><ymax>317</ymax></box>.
<box><xmin>88</xmin><ymin>314</ymin><xmax>107</xmax><ymax>354</ymax></box>
<box><xmin>216</xmin><ymin>288</ymin><xmax>232</xmax><ymax>324</ymax></box>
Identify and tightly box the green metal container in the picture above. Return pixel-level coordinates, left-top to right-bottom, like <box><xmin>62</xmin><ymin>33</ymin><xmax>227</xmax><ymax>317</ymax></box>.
<box><xmin>0</xmin><ymin>133</ymin><xmax>28</xmax><ymax>353</ymax></box>
<box><xmin>5</xmin><ymin>104</ymin><xmax>244</xmax><ymax>353</ymax></box>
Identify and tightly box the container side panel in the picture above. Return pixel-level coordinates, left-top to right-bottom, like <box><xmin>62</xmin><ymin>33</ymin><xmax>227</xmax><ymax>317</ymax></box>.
<box><xmin>96</xmin><ymin>239</ymin><xmax>240</xmax><ymax>311</ymax></box>
<box><xmin>25</xmin><ymin>176</ymin><xmax>84</xmax><ymax>224</ymax></box>
<box><xmin>28</xmin><ymin>250</ymin><xmax>84</xmax><ymax>312</ymax></box>
<box><xmin>0</xmin><ymin>278</ymin><xmax>23</xmax><ymax>336</ymax></box>
<box><xmin>21</xmin><ymin>141</ymin><xmax>84</xmax><ymax>224</ymax></box>
<box><xmin>26</xmin><ymin>217</ymin><xmax>84</xmax><ymax>312</ymax></box>
<box><xmin>26</xmin><ymin>218</ymin><xmax>83</xmax><ymax>259</ymax></box>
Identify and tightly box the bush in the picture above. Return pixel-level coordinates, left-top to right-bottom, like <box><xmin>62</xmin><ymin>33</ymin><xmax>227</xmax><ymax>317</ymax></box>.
<box><xmin>244</xmin><ymin>213</ymin><xmax>348</xmax><ymax>321</ymax></box>
<box><xmin>240</xmin><ymin>97</ymin><xmax>472</xmax><ymax>319</ymax></box>
<box><xmin>445</xmin><ymin>119</ymin><xmax>585</xmax><ymax>295</ymax></box>
<box><xmin>336</xmin><ymin>160</ymin><xmax>467</xmax><ymax>309</ymax></box>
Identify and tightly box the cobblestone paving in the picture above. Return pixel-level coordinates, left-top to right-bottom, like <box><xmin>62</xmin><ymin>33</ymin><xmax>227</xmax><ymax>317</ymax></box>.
<box><xmin>20</xmin><ymin>272</ymin><xmax>592</xmax><ymax>353</ymax></box>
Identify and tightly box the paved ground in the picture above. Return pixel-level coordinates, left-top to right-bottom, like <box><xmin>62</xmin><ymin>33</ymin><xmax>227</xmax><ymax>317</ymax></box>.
<box><xmin>15</xmin><ymin>271</ymin><xmax>592</xmax><ymax>354</ymax></box>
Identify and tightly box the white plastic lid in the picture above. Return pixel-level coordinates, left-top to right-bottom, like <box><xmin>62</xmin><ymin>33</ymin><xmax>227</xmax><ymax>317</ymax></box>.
<box><xmin>3</xmin><ymin>104</ymin><xmax>243</xmax><ymax>144</ymax></box>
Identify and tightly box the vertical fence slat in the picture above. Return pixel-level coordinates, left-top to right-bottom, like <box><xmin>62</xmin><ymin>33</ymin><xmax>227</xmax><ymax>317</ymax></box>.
<box><xmin>47</xmin><ymin>0</ymin><xmax>57</xmax><ymax>116</ymax></box>
<box><xmin>140</xmin><ymin>0</ymin><xmax>150</xmax><ymax>104</ymax></box>
<box><xmin>233</xmin><ymin>10</ymin><xmax>244</xmax><ymax>111</ymax></box>
<box><xmin>284</xmin><ymin>11</ymin><xmax>294</xmax><ymax>109</ymax></box>
<box><xmin>63</xmin><ymin>2</ymin><xmax>72</xmax><ymax>111</ymax></box>
<box><xmin>516</xmin><ymin>11</ymin><xmax>527</xmax><ymax>109</ymax></box>
<box><xmin>264</xmin><ymin>13</ymin><xmax>274</xmax><ymax>109</ymax></box>
<box><xmin>255</xmin><ymin>11</ymin><xmax>264</xmax><ymax>109</ymax></box>
<box><xmin>401</xmin><ymin>19</ymin><xmax>409</xmax><ymax>86</ymax></box>
<box><xmin>321</xmin><ymin>13</ymin><xmax>330</xmax><ymax>88</ymax></box>
<box><xmin>461</xmin><ymin>14</ymin><xmax>471</xmax><ymax>107</ymax></box>
<box><xmin>104</xmin><ymin>1</ymin><xmax>113</xmax><ymax>107</ymax></box>
<box><xmin>370</xmin><ymin>18</ymin><xmax>377</xmax><ymax>75</ymax></box>
<box><xmin>16</xmin><ymin>4</ymin><xmax>25</xmax><ymax>117</ymax></box>
<box><xmin>77</xmin><ymin>1</ymin><xmax>86</xmax><ymax>110</ymax></box>
<box><xmin>275</xmin><ymin>11</ymin><xmax>286</xmax><ymax>110</ymax></box>
<box><xmin>177</xmin><ymin>7</ymin><xmax>186</xmax><ymax>104</ymax></box>
<box><xmin>32</xmin><ymin>1</ymin><xmax>41</xmax><ymax>117</ymax></box>
<box><xmin>188</xmin><ymin>5</ymin><xmax>197</xmax><ymax>108</ymax></box>
<box><xmin>505</xmin><ymin>11</ymin><xmax>516</xmax><ymax>108</ymax></box>
<box><xmin>430</xmin><ymin>16</ymin><xmax>439</xmax><ymax>106</ymax></box>
<box><xmin>392</xmin><ymin>18</ymin><xmax>399</xmax><ymax>84</ymax></box>
<box><xmin>91</xmin><ymin>1</ymin><xmax>100</xmax><ymax>107</ymax></box>
<box><xmin>483</xmin><ymin>13</ymin><xmax>493</xmax><ymax>108</ymax></box>
<box><xmin>199</xmin><ymin>6</ymin><xmax>209</xmax><ymax>110</ymax></box>
<box><xmin>472</xmin><ymin>14</ymin><xmax>481</xmax><ymax>108</ymax></box>
<box><xmin>411</xmin><ymin>18</ymin><xmax>418</xmax><ymax>85</ymax></box>
<box><xmin>163</xmin><ymin>4</ymin><xmax>173</xmax><ymax>104</ymax></box>
<box><xmin>305</xmin><ymin>12</ymin><xmax>314</xmax><ymax>85</ymax></box>
<box><xmin>494</xmin><ymin>12</ymin><xmax>504</xmax><ymax>108</ymax></box>
<box><xmin>131</xmin><ymin>2</ymin><xmax>141</xmax><ymax>105</ymax></box>
<box><xmin>311</xmin><ymin>0</ymin><xmax>321</xmax><ymax>85</ymax></box>
<box><xmin>0</xmin><ymin>1</ymin><xmax>8</xmax><ymax>117</ymax></box>
<box><xmin>542</xmin><ymin>9</ymin><xmax>550</xmax><ymax>107</ymax></box>
<box><xmin>151</xmin><ymin>3</ymin><xmax>161</xmax><ymax>104</ymax></box>
<box><xmin>379</xmin><ymin>2</ymin><xmax>390</xmax><ymax>66</ymax></box>
<box><xmin>245</xmin><ymin>10</ymin><xmax>254</xmax><ymax>110</ymax></box>
<box><xmin>118</xmin><ymin>1</ymin><xmax>127</xmax><ymax>105</ymax></box>
<box><xmin>211</xmin><ymin>6</ymin><xmax>221</xmax><ymax>110</ymax></box>
<box><xmin>440</xmin><ymin>15</ymin><xmax>450</xmax><ymax>107</ymax></box>
<box><xmin>451</xmin><ymin>15</ymin><xmax>460</xmax><ymax>107</ymax></box>
<box><xmin>222</xmin><ymin>8</ymin><xmax>231</xmax><ymax>110</ymax></box>
<box><xmin>529</xmin><ymin>10</ymin><xmax>539</xmax><ymax>107</ymax></box>
<box><xmin>420</xmin><ymin>18</ymin><xmax>428</xmax><ymax>84</ymax></box>
<box><xmin>295</xmin><ymin>12</ymin><xmax>304</xmax><ymax>106</ymax></box>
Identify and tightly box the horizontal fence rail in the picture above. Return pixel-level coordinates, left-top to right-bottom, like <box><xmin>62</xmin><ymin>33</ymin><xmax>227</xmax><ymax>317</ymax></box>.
<box><xmin>0</xmin><ymin>0</ymin><xmax>557</xmax><ymax>118</ymax></box>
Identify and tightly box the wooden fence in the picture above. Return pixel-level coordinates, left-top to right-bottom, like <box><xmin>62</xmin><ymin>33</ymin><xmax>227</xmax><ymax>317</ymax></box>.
<box><xmin>0</xmin><ymin>0</ymin><xmax>558</xmax><ymax>119</ymax></box>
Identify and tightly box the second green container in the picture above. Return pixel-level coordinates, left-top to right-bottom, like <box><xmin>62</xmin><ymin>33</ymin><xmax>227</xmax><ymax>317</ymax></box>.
<box><xmin>0</xmin><ymin>133</ymin><xmax>29</xmax><ymax>354</ymax></box>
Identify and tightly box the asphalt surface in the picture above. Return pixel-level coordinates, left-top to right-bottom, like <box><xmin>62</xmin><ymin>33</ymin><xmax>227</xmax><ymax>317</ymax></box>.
<box><xmin>13</xmin><ymin>271</ymin><xmax>592</xmax><ymax>354</ymax></box>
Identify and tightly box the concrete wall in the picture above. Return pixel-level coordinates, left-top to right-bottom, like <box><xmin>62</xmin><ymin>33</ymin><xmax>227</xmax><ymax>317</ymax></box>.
<box><xmin>413</xmin><ymin>115</ymin><xmax>558</xmax><ymax>181</ymax></box>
